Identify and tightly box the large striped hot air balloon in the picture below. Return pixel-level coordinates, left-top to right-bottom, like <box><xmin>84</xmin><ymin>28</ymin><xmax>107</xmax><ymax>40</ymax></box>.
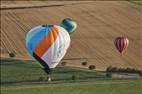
<box><xmin>114</xmin><ymin>37</ymin><xmax>129</xmax><ymax>54</ymax></box>
<box><xmin>26</xmin><ymin>25</ymin><xmax>70</xmax><ymax>78</ymax></box>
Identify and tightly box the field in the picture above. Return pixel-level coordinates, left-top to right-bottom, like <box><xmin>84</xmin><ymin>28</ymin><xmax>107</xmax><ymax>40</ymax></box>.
<box><xmin>0</xmin><ymin>1</ymin><xmax>142</xmax><ymax>94</ymax></box>
<box><xmin>1</xmin><ymin>80</ymin><xmax>142</xmax><ymax>94</ymax></box>
<box><xmin>1</xmin><ymin>1</ymin><xmax>142</xmax><ymax>70</ymax></box>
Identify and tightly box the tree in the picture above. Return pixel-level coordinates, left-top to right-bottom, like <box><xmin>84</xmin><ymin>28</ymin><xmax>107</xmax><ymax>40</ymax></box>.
<box><xmin>72</xmin><ymin>75</ymin><xmax>77</xmax><ymax>80</ymax></box>
<box><xmin>38</xmin><ymin>76</ymin><xmax>44</xmax><ymax>81</ymax></box>
<box><xmin>106</xmin><ymin>73</ymin><xmax>112</xmax><ymax>78</ymax></box>
<box><xmin>106</xmin><ymin>66</ymin><xmax>113</xmax><ymax>72</ymax></box>
<box><xmin>111</xmin><ymin>67</ymin><xmax>118</xmax><ymax>72</ymax></box>
<box><xmin>138</xmin><ymin>71</ymin><xmax>142</xmax><ymax>76</ymax></box>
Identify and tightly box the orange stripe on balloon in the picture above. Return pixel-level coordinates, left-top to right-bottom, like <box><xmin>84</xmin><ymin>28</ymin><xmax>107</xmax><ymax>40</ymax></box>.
<box><xmin>34</xmin><ymin>27</ymin><xmax>58</xmax><ymax>57</ymax></box>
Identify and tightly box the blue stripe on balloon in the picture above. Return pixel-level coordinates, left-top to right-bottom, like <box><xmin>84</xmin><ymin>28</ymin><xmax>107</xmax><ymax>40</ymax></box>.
<box><xmin>26</xmin><ymin>27</ymin><xmax>41</xmax><ymax>43</ymax></box>
<box><xmin>26</xmin><ymin>26</ymin><xmax>51</xmax><ymax>55</ymax></box>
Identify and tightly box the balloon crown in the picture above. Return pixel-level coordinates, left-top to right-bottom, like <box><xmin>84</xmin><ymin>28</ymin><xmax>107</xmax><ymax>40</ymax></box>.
<box><xmin>42</xmin><ymin>24</ymin><xmax>53</xmax><ymax>27</ymax></box>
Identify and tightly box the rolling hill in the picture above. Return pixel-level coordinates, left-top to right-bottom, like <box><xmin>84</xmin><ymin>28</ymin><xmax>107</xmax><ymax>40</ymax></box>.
<box><xmin>1</xmin><ymin>1</ymin><xmax>142</xmax><ymax>70</ymax></box>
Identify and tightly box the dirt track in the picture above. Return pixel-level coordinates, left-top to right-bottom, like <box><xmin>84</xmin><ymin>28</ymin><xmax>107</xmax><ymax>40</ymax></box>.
<box><xmin>1</xmin><ymin>1</ymin><xmax>142</xmax><ymax>70</ymax></box>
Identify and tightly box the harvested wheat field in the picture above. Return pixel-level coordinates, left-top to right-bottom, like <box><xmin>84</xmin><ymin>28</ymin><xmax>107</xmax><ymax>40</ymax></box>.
<box><xmin>1</xmin><ymin>1</ymin><xmax>142</xmax><ymax>70</ymax></box>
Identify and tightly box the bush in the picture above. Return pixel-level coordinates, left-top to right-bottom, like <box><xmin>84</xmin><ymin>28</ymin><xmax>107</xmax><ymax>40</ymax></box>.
<box><xmin>9</xmin><ymin>52</ymin><xmax>15</xmax><ymax>57</ymax></box>
<box><xmin>125</xmin><ymin>68</ymin><xmax>137</xmax><ymax>73</ymax></box>
<box><xmin>88</xmin><ymin>65</ymin><xmax>96</xmax><ymax>70</ymax></box>
<box><xmin>61</xmin><ymin>62</ymin><xmax>67</xmax><ymax>66</ymax></box>
<box><xmin>138</xmin><ymin>71</ymin><xmax>142</xmax><ymax>76</ymax></box>
<box><xmin>111</xmin><ymin>67</ymin><xmax>118</xmax><ymax>72</ymax></box>
<box><xmin>106</xmin><ymin>73</ymin><xmax>112</xmax><ymax>78</ymax></box>
<box><xmin>72</xmin><ymin>75</ymin><xmax>77</xmax><ymax>80</ymax></box>
<box><xmin>106</xmin><ymin>66</ymin><xmax>142</xmax><ymax>74</ymax></box>
<box><xmin>81</xmin><ymin>62</ymin><xmax>87</xmax><ymax>66</ymax></box>
<box><xmin>38</xmin><ymin>77</ymin><xmax>44</xmax><ymax>81</ymax></box>
<box><xmin>106</xmin><ymin>66</ymin><xmax>113</xmax><ymax>72</ymax></box>
<box><xmin>106</xmin><ymin>66</ymin><xmax>118</xmax><ymax>72</ymax></box>
<box><xmin>118</xmin><ymin>68</ymin><xmax>125</xmax><ymax>73</ymax></box>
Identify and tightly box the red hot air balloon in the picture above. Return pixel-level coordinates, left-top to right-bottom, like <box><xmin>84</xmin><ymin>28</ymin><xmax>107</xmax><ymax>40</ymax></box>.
<box><xmin>114</xmin><ymin>37</ymin><xmax>129</xmax><ymax>54</ymax></box>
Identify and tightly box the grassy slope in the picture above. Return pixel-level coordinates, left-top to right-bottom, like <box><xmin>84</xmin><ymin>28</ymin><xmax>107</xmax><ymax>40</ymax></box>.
<box><xmin>1</xmin><ymin>80</ymin><xmax>142</xmax><ymax>94</ymax></box>
<box><xmin>1</xmin><ymin>59</ymin><xmax>105</xmax><ymax>84</ymax></box>
<box><xmin>128</xmin><ymin>0</ymin><xmax>142</xmax><ymax>5</ymax></box>
<box><xmin>128</xmin><ymin>0</ymin><xmax>142</xmax><ymax>9</ymax></box>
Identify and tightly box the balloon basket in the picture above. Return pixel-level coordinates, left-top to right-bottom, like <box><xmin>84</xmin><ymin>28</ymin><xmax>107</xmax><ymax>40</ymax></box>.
<box><xmin>47</xmin><ymin>75</ymin><xmax>51</xmax><ymax>81</ymax></box>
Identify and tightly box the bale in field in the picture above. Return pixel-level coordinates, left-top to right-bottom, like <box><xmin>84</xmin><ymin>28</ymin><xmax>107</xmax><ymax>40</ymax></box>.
<box><xmin>88</xmin><ymin>65</ymin><xmax>96</xmax><ymax>70</ymax></box>
<box><xmin>9</xmin><ymin>52</ymin><xmax>15</xmax><ymax>58</ymax></box>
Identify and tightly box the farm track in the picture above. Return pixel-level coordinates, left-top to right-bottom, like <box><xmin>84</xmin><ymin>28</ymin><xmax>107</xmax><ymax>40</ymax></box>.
<box><xmin>1</xmin><ymin>1</ymin><xmax>142</xmax><ymax>70</ymax></box>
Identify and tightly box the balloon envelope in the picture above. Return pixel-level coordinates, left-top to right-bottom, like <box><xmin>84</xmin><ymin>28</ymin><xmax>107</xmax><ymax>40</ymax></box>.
<box><xmin>60</xmin><ymin>18</ymin><xmax>77</xmax><ymax>34</ymax></box>
<box><xmin>26</xmin><ymin>25</ymin><xmax>70</xmax><ymax>72</ymax></box>
<box><xmin>114</xmin><ymin>37</ymin><xmax>129</xmax><ymax>54</ymax></box>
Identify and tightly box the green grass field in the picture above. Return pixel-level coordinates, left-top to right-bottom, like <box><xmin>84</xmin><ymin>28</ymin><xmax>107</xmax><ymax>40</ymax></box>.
<box><xmin>128</xmin><ymin>0</ymin><xmax>142</xmax><ymax>9</ymax></box>
<box><xmin>1</xmin><ymin>58</ymin><xmax>106</xmax><ymax>84</ymax></box>
<box><xmin>1</xmin><ymin>80</ymin><xmax>142</xmax><ymax>94</ymax></box>
<box><xmin>1</xmin><ymin>58</ymin><xmax>142</xmax><ymax>94</ymax></box>
<box><xmin>128</xmin><ymin>0</ymin><xmax>142</xmax><ymax>5</ymax></box>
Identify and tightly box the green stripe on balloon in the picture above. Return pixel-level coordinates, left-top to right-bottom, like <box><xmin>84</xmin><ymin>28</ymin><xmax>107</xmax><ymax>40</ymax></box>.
<box><xmin>60</xmin><ymin>18</ymin><xmax>77</xmax><ymax>34</ymax></box>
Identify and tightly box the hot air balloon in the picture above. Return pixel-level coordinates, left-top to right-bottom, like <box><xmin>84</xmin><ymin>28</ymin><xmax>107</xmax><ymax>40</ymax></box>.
<box><xmin>114</xmin><ymin>37</ymin><xmax>129</xmax><ymax>55</ymax></box>
<box><xmin>60</xmin><ymin>18</ymin><xmax>77</xmax><ymax>34</ymax></box>
<box><xmin>26</xmin><ymin>25</ymin><xmax>70</xmax><ymax>81</ymax></box>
